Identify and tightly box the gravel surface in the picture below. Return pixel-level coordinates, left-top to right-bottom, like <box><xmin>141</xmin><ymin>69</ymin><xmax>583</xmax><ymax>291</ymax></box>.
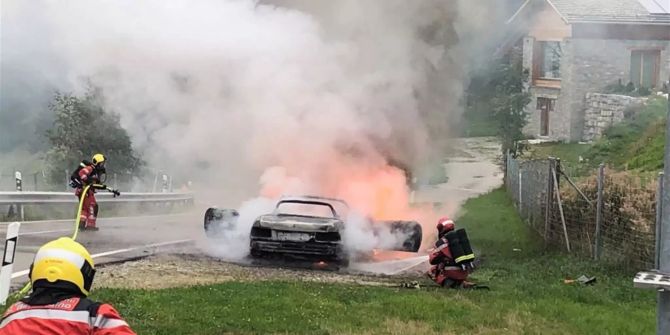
<box><xmin>94</xmin><ymin>253</ymin><xmax>425</xmax><ymax>290</ymax></box>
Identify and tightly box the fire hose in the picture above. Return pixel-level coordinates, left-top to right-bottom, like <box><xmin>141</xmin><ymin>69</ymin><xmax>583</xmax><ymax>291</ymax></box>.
<box><xmin>14</xmin><ymin>184</ymin><xmax>120</xmax><ymax>297</ymax></box>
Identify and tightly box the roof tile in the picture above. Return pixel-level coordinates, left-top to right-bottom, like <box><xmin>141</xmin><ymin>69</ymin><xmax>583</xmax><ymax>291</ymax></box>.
<box><xmin>547</xmin><ymin>0</ymin><xmax>670</xmax><ymax>23</ymax></box>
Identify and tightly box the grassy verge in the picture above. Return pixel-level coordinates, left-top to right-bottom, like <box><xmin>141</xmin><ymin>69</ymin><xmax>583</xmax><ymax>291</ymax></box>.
<box><xmin>72</xmin><ymin>189</ymin><xmax>653</xmax><ymax>334</ymax></box>
<box><xmin>522</xmin><ymin>96</ymin><xmax>668</xmax><ymax>176</ymax></box>
<box><xmin>523</xmin><ymin>142</ymin><xmax>591</xmax><ymax>165</ymax></box>
<box><xmin>585</xmin><ymin>97</ymin><xmax>667</xmax><ymax>172</ymax></box>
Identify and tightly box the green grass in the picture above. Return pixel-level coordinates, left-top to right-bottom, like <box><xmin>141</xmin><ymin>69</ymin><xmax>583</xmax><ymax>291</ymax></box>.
<box><xmin>73</xmin><ymin>189</ymin><xmax>655</xmax><ymax>334</ymax></box>
<box><xmin>524</xmin><ymin>142</ymin><xmax>591</xmax><ymax>165</ymax></box>
<box><xmin>585</xmin><ymin>96</ymin><xmax>668</xmax><ymax>172</ymax></box>
<box><xmin>624</xmin><ymin>118</ymin><xmax>665</xmax><ymax>171</ymax></box>
<box><xmin>523</xmin><ymin>142</ymin><xmax>593</xmax><ymax>177</ymax></box>
<box><xmin>462</xmin><ymin>116</ymin><xmax>498</xmax><ymax>138</ymax></box>
<box><xmin>461</xmin><ymin>102</ymin><xmax>498</xmax><ymax>138</ymax></box>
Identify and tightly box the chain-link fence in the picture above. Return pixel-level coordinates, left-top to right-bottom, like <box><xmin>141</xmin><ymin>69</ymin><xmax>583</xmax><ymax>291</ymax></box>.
<box><xmin>506</xmin><ymin>153</ymin><xmax>659</xmax><ymax>270</ymax></box>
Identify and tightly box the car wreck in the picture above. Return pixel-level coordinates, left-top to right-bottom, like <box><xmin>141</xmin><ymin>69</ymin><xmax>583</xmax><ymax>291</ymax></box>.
<box><xmin>204</xmin><ymin>195</ymin><xmax>423</xmax><ymax>267</ymax></box>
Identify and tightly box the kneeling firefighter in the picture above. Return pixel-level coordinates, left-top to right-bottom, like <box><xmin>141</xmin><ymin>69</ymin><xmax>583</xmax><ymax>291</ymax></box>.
<box><xmin>0</xmin><ymin>237</ymin><xmax>136</xmax><ymax>334</ymax></box>
<box><xmin>427</xmin><ymin>216</ymin><xmax>478</xmax><ymax>288</ymax></box>
<box><xmin>70</xmin><ymin>154</ymin><xmax>120</xmax><ymax>231</ymax></box>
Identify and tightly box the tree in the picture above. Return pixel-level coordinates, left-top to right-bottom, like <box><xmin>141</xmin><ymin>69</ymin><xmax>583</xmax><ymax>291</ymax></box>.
<box><xmin>45</xmin><ymin>89</ymin><xmax>143</xmax><ymax>188</ymax></box>
<box><xmin>490</xmin><ymin>60</ymin><xmax>532</xmax><ymax>159</ymax></box>
<box><xmin>466</xmin><ymin>55</ymin><xmax>531</xmax><ymax>160</ymax></box>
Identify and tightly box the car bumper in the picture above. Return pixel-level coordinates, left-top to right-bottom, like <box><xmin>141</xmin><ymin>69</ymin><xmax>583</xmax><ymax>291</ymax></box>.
<box><xmin>250</xmin><ymin>239</ymin><xmax>344</xmax><ymax>258</ymax></box>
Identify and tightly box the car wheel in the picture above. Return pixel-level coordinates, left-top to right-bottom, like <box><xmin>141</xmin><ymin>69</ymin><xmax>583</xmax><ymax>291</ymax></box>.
<box><xmin>335</xmin><ymin>255</ymin><xmax>350</xmax><ymax>269</ymax></box>
<box><xmin>250</xmin><ymin>248</ymin><xmax>264</xmax><ymax>258</ymax></box>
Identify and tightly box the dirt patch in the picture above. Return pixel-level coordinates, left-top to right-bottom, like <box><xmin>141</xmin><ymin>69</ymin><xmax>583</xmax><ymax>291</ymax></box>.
<box><xmin>94</xmin><ymin>253</ymin><xmax>426</xmax><ymax>290</ymax></box>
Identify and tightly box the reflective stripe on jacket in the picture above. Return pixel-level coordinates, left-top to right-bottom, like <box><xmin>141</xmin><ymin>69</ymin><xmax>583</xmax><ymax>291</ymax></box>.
<box><xmin>0</xmin><ymin>297</ymin><xmax>136</xmax><ymax>335</ymax></box>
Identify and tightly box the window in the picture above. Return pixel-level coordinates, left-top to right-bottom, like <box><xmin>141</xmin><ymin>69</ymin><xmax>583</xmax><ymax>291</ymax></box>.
<box><xmin>630</xmin><ymin>50</ymin><xmax>660</xmax><ymax>88</ymax></box>
<box><xmin>534</xmin><ymin>41</ymin><xmax>562</xmax><ymax>80</ymax></box>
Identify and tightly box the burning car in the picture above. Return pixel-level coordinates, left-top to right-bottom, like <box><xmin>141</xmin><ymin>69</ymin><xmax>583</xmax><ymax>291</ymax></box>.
<box><xmin>204</xmin><ymin>195</ymin><xmax>422</xmax><ymax>266</ymax></box>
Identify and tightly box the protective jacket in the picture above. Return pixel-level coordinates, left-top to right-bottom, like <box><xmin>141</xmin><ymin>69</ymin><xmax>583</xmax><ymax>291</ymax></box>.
<box><xmin>71</xmin><ymin>160</ymin><xmax>105</xmax><ymax>191</ymax></box>
<box><xmin>427</xmin><ymin>237</ymin><xmax>469</xmax><ymax>287</ymax></box>
<box><xmin>0</xmin><ymin>288</ymin><xmax>136</xmax><ymax>335</ymax></box>
<box><xmin>72</xmin><ymin>161</ymin><xmax>107</xmax><ymax>229</ymax></box>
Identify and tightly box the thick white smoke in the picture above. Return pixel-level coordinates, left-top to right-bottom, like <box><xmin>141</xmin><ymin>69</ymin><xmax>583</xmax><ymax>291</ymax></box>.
<box><xmin>2</xmin><ymin>0</ymin><xmax>509</xmax><ymax>259</ymax></box>
<box><xmin>204</xmin><ymin>197</ymin><xmax>276</xmax><ymax>261</ymax></box>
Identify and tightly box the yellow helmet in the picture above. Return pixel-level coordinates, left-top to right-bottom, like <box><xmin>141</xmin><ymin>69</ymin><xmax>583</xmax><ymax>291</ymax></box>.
<box><xmin>92</xmin><ymin>153</ymin><xmax>106</xmax><ymax>166</ymax></box>
<box><xmin>29</xmin><ymin>237</ymin><xmax>96</xmax><ymax>296</ymax></box>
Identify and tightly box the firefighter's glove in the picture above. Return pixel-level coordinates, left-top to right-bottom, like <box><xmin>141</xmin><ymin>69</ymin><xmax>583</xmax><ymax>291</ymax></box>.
<box><xmin>69</xmin><ymin>179</ymin><xmax>83</xmax><ymax>189</ymax></box>
<box><xmin>110</xmin><ymin>189</ymin><xmax>121</xmax><ymax>197</ymax></box>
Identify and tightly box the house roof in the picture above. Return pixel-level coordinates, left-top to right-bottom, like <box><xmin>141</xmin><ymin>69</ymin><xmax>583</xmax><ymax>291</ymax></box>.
<box><xmin>509</xmin><ymin>0</ymin><xmax>670</xmax><ymax>25</ymax></box>
<box><xmin>637</xmin><ymin>0</ymin><xmax>670</xmax><ymax>14</ymax></box>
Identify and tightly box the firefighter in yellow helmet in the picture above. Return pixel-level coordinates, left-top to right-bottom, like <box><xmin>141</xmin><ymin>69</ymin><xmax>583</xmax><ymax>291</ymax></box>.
<box><xmin>70</xmin><ymin>153</ymin><xmax>121</xmax><ymax>231</ymax></box>
<box><xmin>0</xmin><ymin>237</ymin><xmax>136</xmax><ymax>334</ymax></box>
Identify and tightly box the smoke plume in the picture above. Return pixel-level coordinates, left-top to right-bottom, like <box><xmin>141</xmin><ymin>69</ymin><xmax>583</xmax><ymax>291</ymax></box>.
<box><xmin>2</xmin><ymin>0</ymin><xmax>510</xmax><ymax>257</ymax></box>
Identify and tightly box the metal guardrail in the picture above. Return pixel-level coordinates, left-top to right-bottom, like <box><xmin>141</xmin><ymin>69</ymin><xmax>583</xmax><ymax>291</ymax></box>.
<box><xmin>0</xmin><ymin>192</ymin><xmax>194</xmax><ymax>205</ymax></box>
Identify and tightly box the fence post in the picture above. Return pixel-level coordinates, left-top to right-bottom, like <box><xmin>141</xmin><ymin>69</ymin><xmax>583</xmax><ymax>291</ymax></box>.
<box><xmin>544</xmin><ymin>157</ymin><xmax>555</xmax><ymax>245</ymax></box>
<box><xmin>162</xmin><ymin>174</ymin><xmax>169</xmax><ymax>193</ymax></box>
<box><xmin>505</xmin><ymin>150</ymin><xmax>510</xmax><ymax>189</ymax></box>
<box><xmin>65</xmin><ymin>169</ymin><xmax>69</xmax><ymax>192</ymax></box>
<box><xmin>594</xmin><ymin>163</ymin><xmax>605</xmax><ymax>260</ymax></box>
<box><xmin>552</xmin><ymin>164</ymin><xmax>571</xmax><ymax>252</ymax></box>
<box><xmin>657</xmin><ymin>172</ymin><xmax>665</xmax><ymax>269</ymax></box>
<box><xmin>657</xmin><ymin>79</ymin><xmax>670</xmax><ymax>334</ymax></box>
<box><xmin>15</xmin><ymin>171</ymin><xmax>24</xmax><ymax>221</ymax></box>
<box><xmin>14</xmin><ymin>171</ymin><xmax>22</xmax><ymax>192</ymax></box>
<box><xmin>152</xmin><ymin>172</ymin><xmax>159</xmax><ymax>193</ymax></box>
<box><xmin>518</xmin><ymin>168</ymin><xmax>523</xmax><ymax>209</ymax></box>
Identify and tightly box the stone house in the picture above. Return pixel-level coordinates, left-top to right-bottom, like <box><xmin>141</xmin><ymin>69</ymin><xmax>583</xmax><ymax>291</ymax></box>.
<box><xmin>505</xmin><ymin>0</ymin><xmax>670</xmax><ymax>141</ymax></box>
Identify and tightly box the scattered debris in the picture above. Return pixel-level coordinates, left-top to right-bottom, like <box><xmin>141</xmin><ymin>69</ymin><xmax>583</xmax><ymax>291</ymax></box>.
<box><xmin>399</xmin><ymin>281</ymin><xmax>421</xmax><ymax>289</ymax></box>
<box><xmin>563</xmin><ymin>275</ymin><xmax>596</xmax><ymax>285</ymax></box>
<box><xmin>468</xmin><ymin>284</ymin><xmax>490</xmax><ymax>290</ymax></box>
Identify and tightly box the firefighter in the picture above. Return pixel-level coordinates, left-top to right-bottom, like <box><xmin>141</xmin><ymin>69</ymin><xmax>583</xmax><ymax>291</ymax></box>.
<box><xmin>427</xmin><ymin>217</ymin><xmax>474</xmax><ymax>288</ymax></box>
<box><xmin>70</xmin><ymin>154</ymin><xmax>120</xmax><ymax>231</ymax></box>
<box><xmin>0</xmin><ymin>237</ymin><xmax>136</xmax><ymax>334</ymax></box>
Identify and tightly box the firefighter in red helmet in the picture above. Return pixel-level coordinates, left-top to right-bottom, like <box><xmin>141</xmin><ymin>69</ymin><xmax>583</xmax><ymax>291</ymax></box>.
<box><xmin>436</xmin><ymin>217</ymin><xmax>454</xmax><ymax>240</ymax></box>
<box><xmin>427</xmin><ymin>216</ymin><xmax>475</xmax><ymax>288</ymax></box>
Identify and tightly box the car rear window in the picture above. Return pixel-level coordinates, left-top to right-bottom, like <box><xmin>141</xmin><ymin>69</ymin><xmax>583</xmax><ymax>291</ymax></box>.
<box><xmin>275</xmin><ymin>202</ymin><xmax>336</xmax><ymax>218</ymax></box>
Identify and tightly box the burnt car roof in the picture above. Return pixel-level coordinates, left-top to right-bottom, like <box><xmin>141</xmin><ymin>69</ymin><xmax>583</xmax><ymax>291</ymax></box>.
<box><xmin>278</xmin><ymin>195</ymin><xmax>350</xmax><ymax>208</ymax></box>
<box><xmin>274</xmin><ymin>195</ymin><xmax>352</xmax><ymax>219</ymax></box>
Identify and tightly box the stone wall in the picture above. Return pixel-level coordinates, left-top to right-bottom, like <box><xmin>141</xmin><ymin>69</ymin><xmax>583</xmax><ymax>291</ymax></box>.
<box><xmin>582</xmin><ymin>93</ymin><xmax>646</xmax><ymax>142</ymax></box>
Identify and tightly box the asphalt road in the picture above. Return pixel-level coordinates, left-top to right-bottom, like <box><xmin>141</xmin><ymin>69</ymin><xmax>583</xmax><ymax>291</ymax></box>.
<box><xmin>413</xmin><ymin>137</ymin><xmax>503</xmax><ymax>214</ymax></box>
<box><xmin>0</xmin><ymin>212</ymin><xmax>201</xmax><ymax>286</ymax></box>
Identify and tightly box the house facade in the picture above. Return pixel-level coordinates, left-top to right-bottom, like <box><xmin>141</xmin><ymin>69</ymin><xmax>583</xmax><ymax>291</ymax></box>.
<box><xmin>507</xmin><ymin>0</ymin><xmax>670</xmax><ymax>141</ymax></box>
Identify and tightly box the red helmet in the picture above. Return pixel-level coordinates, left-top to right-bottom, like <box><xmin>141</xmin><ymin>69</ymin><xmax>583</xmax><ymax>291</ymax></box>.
<box><xmin>437</xmin><ymin>217</ymin><xmax>455</xmax><ymax>233</ymax></box>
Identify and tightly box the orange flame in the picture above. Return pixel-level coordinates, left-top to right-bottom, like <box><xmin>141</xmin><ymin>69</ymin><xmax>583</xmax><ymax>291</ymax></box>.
<box><xmin>258</xmin><ymin>158</ymin><xmax>443</xmax><ymax>247</ymax></box>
